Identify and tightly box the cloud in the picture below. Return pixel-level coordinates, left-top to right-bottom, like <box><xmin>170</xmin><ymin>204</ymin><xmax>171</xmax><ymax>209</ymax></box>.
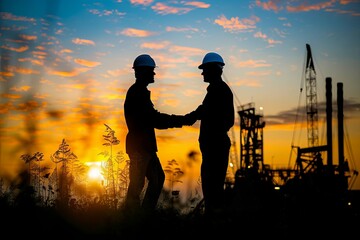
<box><xmin>255</xmin><ymin>0</ymin><xmax>359</xmax><ymax>15</ymax></box>
<box><xmin>0</xmin><ymin>12</ymin><xmax>36</xmax><ymax>22</ymax></box>
<box><xmin>183</xmin><ymin>89</ymin><xmax>203</xmax><ymax>97</ymax></box>
<box><xmin>130</xmin><ymin>0</ymin><xmax>153</xmax><ymax>6</ymax></box>
<box><xmin>102</xmin><ymin>94</ymin><xmax>124</xmax><ymax>100</ymax></box>
<box><xmin>253</xmin><ymin>30</ymin><xmax>283</xmax><ymax>47</ymax></box>
<box><xmin>0</xmin><ymin>71</ymin><xmax>14</xmax><ymax>77</ymax></box>
<box><xmin>107</xmin><ymin>69</ymin><xmax>127</xmax><ymax>77</ymax></box>
<box><xmin>235</xmin><ymin>59</ymin><xmax>271</xmax><ymax>68</ymax></box>
<box><xmin>0</xmin><ymin>102</ymin><xmax>13</xmax><ymax>114</ymax></box>
<box><xmin>287</xmin><ymin>1</ymin><xmax>336</xmax><ymax>12</ymax></box>
<box><xmin>246</xmin><ymin>71</ymin><xmax>272</xmax><ymax>77</ymax></box>
<box><xmin>265</xmin><ymin>99</ymin><xmax>360</xmax><ymax>126</ymax></box>
<box><xmin>184</xmin><ymin>1</ymin><xmax>210</xmax><ymax>8</ymax></box>
<box><xmin>48</xmin><ymin>67</ymin><xmax>90</xmax><ymax>77</ymax></box>
<box><xmin>1</xmin><ymin>45</ymin><xmax>29</xmax><ymax>52</ymax></box>
<box><xmin>74</xmin><ymin>58</ymin><xmax>101</xmax><ymax>67</ymax></box>
<box><xmin>120</xmin><ymin>28</ymin><xmax>155</xmax><ymax>37</ymax></box>
<box><xmin>58</xmin><ymin>83</ymin><xmax>88</xmax><ymax>90</ymax></box>
<box><xmin>254</xmin><ymin>31</ymin><xmax>267</xmax><ymax>39</ymax></box>
<box><xmin>162</xmin><ymin>98</ymin><xmax>179</xmax><ymax>107</ymax></box>
<box><xmin>255</xmin><ymin>0</ymin><xmax>283</xmax><ymax>12</ymax></box>
<box><xmin>10</xmin><ymin>86</ymin><xmax>31</xmax><ymax>92</ymax></box>
<box><xmin>19</xmin><ymin>34</ymin><xmax>37</xmax><ymax>41</ymax></box>
<box><xmin>34</xmin><ymin>93</ymin><xmax>49</xmax><ymax>99</ymax></box>
<box><xmin>1</xmin><ymin>93</ymin><xmax>22</xmax><ymax>99</ymax></box>
<box><xmin>151</xmin><ymin>2</ymin><xmax>192</xmax><ymax>15</ymax></box>
<box><xmin>168</xmin><ymin>45</ymin><xmax>204</xmax><ymax>56</ymax></box>
<box><xmin>214</xmin><ymin>15</ymin><xmax>259</xmax><ymax>33</ymax></box>
<box><xmin>60</xmin><ymin>49</ymin><xmax>73</xmax><ymax>54</ymax></box>
<box><xmin>72</xmin><ymin>38</ymin><xmax>95</xmax><ymax>46</ymax></box>
<box><xmin>140</xmin><ymin>41</ymin><xmax>171</xmax><ymax>50</ymax></box>
<box><xmin>89</xmin><ymin>9</ymin><xmax>126</xmax><ymax>17</ymax></box>
<box><xmin>232</xmin><ymin>78</ymin><xmax>263</xmax><ymax>87</ymax></box>
<box><xmin>16</xmin><ymin>100</ymin><xmax>45</xmax><ymax>112</ymax></box>
<box><xmin>325</xmin><ymin>8</ymin><xmax>360</xmax><ymax>16</ymax></box>
<box><xmin>18</xmin><ymin>57</ymin><xmax>44</xmax><ymax>66</ymax></box>
<box><xmin>165</xmin><ymin>26</ymin><xmax>199</xmax><ymax>33</ymax></box>
<box><xmin>7</xmin><ymin>65</ymin><xmax>40</xmax><ymax>75</ymax></box>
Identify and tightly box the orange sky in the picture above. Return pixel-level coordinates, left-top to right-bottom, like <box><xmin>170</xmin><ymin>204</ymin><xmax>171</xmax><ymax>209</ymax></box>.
<box><xmin>0</xmin><ymin>0</ymin><xmax>359</xmax><ymax>196</ymax></box>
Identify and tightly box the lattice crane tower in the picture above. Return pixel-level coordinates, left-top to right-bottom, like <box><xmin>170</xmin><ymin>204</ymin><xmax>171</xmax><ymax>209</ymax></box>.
<box><xmin>305</xmin><ymin>43</ymin><xmax>319</xmax><ymax>147</ymax></box>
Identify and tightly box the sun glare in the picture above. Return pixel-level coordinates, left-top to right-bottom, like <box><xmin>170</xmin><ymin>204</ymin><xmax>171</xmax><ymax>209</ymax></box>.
<box><xmin>86</xmin><ymin>162</ymin><xmax>104</xmax><ymax>182</ymax></box>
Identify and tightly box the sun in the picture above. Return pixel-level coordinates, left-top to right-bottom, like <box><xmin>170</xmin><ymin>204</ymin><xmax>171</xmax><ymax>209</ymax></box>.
<box><xmin>86</xmin><ymin>162</ymin><xmax>104</xmax><ymax>182</ymax></box>
<box><xmin>88</xmin><ymin>167</ymin><xmax>102</xmax><ymax>180</ymax></box>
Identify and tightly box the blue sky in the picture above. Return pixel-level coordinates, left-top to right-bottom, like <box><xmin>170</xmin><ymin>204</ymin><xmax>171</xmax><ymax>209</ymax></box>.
<box><xmin>1</xmin><ymin>0</ymin><xmax>360</xmax><ymax>191</ymax></box>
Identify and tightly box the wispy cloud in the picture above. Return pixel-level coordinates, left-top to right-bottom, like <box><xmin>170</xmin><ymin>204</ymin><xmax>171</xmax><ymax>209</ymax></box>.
<box><xmin>130</xmin><ymin>0</ymin><xmax>153</xmax><ymax>6</ymax></box>
<box><xmin>235</xmin><ymin>59</ymin><xmax>271</xmax><ymax>68</ymax></box>
<box><xmin>141</xmin><ymin>41</ymin><xmax>171</xmax><ymax>49</ymax></box>
<box><xmin>0</xmin><ymin>12</ymin><xmax>36</xmax><ymax>22</ymax></box>
<box><xmin>265</xmin><ymin>99</ymin><xmax>360</xmax><ymax>126</ymax></box>
<box><xmin>214</xmin><ymin>15</ymin><xmax>259</xmax><ymax>33</ymax></box>
<box><xmin>120</xmin><ymin>28</ymin><xmax>156</xmax><ymax>37</ymax></box>
<box><xmin>10</xmin><ymin>86</ymin><xmax>31</xmax><ymax>92</ymax></box>
<box><xmin>48</xmin><ymin>67</ymin><xmax>90</xmax><ymax>77</ymax></box>
<box><xmin>74</xmin><ymin>58</ymin><xmax>101</xmax><ymax>67</ymax></box>
<box><xmin>152</xmin><ymin>2</ymin><xmax>192</xmax><ymax>15</ymax></box>
<box><xmin>19</xmin><ymin>34</ymin><xmax>37</xmax><ymax>41</ymax></box>
<box><xmin>1</xmin><ymin>93</ymin><xmax>22</xmax><ymax>99</ymax></box>
<box><xmin>255</xmin><ymin>0</ymin><xmax>283</xmax><ymax>12</ymax></box>
<box><xmin>7</xmin><ymin>65</ymin><xmax>40</xmax><ymax>75</ymax></box>
<box><xmin>184</xmin><ymin>1</ymin><xmax>210</xmax><ymax>8</ymax></box>
<box><xmin>287</xmin><ymin>0</ymin><xmax>336</xmax><ymax>12</ymax></box>
<box><xmin>1</xmin><ymin>45</ymin><xmax>29</xmax><ymax>52</ymax></box>
<box><xmin>166</xmin><ymin>26</ymin><xmax>199</xmax><ymax>33</ymax></box>
<box><xmin>72</xmin><ymin>38</ymin><xmax>95</xmax><ymax>46</ymax></box>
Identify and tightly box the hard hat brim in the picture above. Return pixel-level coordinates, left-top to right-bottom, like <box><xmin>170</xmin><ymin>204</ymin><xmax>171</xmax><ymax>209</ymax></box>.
<box><xmin>198</xmin><ymin>62</ymin><xmax>225</xmax><ymax>69</ymax></box>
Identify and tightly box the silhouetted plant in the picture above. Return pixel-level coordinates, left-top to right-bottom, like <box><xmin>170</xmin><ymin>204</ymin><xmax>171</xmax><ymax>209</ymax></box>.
<box><xmin>114</xmin><ymin>151</ymin><xmax>129</xmax><ymax>205</ymax></box>
<box><xmin>164</xmin><ymin>159</ymin><xmax>184</xmax><ymax>209</ymax></box>
<box><xmin>19</xmin><ymin>151</ymin><xmax>50</xmax><ymax>203</ymax></box>
<box><xmin>50</xmin><ymin>139</ymin><xmax>77</xmax><ymax>208</ymax></box>
<box><xmin>99</xmin><ymin>123</ymin><xmax>120</xmax><ymax>209</ymax></box>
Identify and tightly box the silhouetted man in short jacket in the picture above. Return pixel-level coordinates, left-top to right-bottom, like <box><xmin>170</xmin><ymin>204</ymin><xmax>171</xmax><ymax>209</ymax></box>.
<box><xmin>124</xmin><ymin>54</ymin><xmax>191</xmax><ymax>214</ymax></box>
<box><xmin>188</xmin><ymin>52</ymin><xmax>235</xmax><ymax>217</ymax></box>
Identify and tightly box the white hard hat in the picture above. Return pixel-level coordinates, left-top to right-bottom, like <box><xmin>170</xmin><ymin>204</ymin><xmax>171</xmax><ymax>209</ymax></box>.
<box><xmin>133</xmin><ymin>54</ymin><xmax>156</xmax><ymax>69</ymax></box>
<box><xmin>198</xmin><ymin>52</ymin><xmax>225</xmax><ymax>69</ymax></box>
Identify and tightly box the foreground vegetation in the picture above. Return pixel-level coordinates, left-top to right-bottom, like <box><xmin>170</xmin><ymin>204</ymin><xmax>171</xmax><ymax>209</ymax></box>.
<box><xmin>1</xmin><ymin>174</ymin><xmax>359</xmax><ymax>239</ymax></box>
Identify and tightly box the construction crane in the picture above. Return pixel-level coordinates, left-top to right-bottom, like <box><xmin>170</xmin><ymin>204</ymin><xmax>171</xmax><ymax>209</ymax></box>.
<box><xmin>290</xmin><ymin>45</ymin><xmax>351</xmax><ymax>197</ymax></box>
<box><xmin>304</xmin><ymin>43</ymin><xmax>319</xmax><ymax>148</ymax></box>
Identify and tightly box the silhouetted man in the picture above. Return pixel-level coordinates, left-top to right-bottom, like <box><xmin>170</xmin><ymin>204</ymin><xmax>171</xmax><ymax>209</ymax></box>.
<box><xmin>124</xmin><ymin>54</ymin><xmax>191</xmax><ymax>215</ymax></box>
<box><xmin>187</xmin><ymin>52</ymin><xmax>235</xmax><ymax>217</ymax></box>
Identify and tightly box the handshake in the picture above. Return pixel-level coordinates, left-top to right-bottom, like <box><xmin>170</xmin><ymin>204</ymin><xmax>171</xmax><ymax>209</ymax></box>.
<box><xmin>171</xmin><ymin>107</ymin><xmax>201</xmax><ymax>128</ymax></box>
<box><xmin>183</xmin><ymin>111</ymin><xmax>198</xmax><ymax>126</ymax></box>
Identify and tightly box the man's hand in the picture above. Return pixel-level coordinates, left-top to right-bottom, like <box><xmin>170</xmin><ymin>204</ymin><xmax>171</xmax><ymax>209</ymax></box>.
<box><xmin>183</xmin><ymin>111</ymin><xmax>198</xmax><ymax>126</ymax></box>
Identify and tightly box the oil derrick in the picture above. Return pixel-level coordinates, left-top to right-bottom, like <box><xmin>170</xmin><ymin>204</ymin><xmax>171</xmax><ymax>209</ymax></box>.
<box><xmin>238</xmin><ymin>103</ymin><xmax>265</xmax><ymax>173</ymax></box>
<box><xmin>232</xmin><ymin>102</ymin><xmax>279</xmax><ymax>217</ymax></box>
<box><xmin>234</xmin><ymin>102</ymin><xmax>273</xmax><ymax>187</ymax></box>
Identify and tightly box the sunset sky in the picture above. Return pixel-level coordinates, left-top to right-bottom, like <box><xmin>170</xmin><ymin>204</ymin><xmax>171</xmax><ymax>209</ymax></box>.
<box><xmin>0</xmin><ymin>0</ymin><xmax>359</xmax><ymax>193</ymax></box>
